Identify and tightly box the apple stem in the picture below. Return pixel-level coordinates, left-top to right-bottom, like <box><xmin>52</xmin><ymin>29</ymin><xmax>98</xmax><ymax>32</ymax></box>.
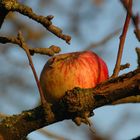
<box><xmin>111</xmin><ymin>0</ymin><xmax>132</xmax><ymax>78</ymax></box>
<box><xmin>17</xmin><ymin>31</ymin><xmax>47</xmax><ymax>105</ymax></box>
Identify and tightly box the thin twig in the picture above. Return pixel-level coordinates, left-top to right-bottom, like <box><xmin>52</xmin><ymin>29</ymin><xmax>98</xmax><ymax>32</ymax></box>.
<box><xmin>111</xmin><ymin>0</ymin><xmax>132</xmax><ymax>78</ymax></box>
<box><xmin>120</xmin><ymin>0</ymin><xmax>140</xmax><ymax>41</ymax></box>
<box><xmin>0</xmin><ymin>36</ymin><xmax>61</xmax><ymax>56</ymax></box>
<box><xmin>29</xmin><ymin>46</ymin><xmax>61</xmax><ymax>56</ymax></box>
<box><xmin>120</xmin><ymin>63</ymin><xmax>130</xmax><ymax>70</ymax></box>
<box><xmin>17</xmin><ymin>31</ymin><xmax>46</xmax><ymax>105</ymax></box>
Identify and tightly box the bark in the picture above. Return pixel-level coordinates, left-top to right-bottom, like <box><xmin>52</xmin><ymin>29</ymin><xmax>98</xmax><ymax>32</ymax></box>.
<box><xmin>0</xmin><ymin>68</ymin><xmax>140</xmax><ymax>140</ymax></box>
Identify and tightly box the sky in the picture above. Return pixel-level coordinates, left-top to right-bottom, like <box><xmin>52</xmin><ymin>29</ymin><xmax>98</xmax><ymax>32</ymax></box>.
<box><xmin>0</xmin><ymin>0</ymin><xmax>140</xmax><ymax>140</ymax></box>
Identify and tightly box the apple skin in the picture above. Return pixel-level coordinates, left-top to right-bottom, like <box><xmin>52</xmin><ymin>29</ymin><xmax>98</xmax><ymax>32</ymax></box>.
<box><xmin>40</xmin><ymin>51</ymin><xmax>109</xmax><ymax>103</ymax></box>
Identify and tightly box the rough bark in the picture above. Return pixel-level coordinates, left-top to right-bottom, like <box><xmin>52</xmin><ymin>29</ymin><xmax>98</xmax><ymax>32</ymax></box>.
<box><xmin>0</xmin><ymin>68</ymin><xmax>140</xmax><ymax>140</ymax></box>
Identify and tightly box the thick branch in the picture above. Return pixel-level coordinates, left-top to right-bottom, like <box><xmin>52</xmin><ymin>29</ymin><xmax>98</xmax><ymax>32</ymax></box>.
<box><xmin>0</xmin><ymin>106</ymin><xmax>56</xmax><ymax>140</ymax></box>
<box><xmin>62</xmin><ymin>68</ymin><xmax>140</xmax><ymax>113</ymax></box>
<box><xmin>0</xmin><ymin>68</ymin><xmax>140</xmax><ymax>139</ymax></box>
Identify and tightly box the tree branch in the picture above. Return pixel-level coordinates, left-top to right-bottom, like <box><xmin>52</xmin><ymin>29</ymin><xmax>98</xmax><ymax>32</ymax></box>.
<box><xmin>17</xmin><ymin>31</ymin><xmax>47</xmax><ymax>105</ymax></box>
<box><xmin>0</xmin><ymin>0</ymin><xmax>71</xmax><ymax>44</ymax></box>
<box><xmin>62</xmin><ymin>68</ymin><xmax>140</xmax><ymax>114</ymax></box>
<box><xmin>0</xmin><ymin>67</ymin><xmax>140</xmax><ymax>139</ymax></box>
<box><xmin>0</xmin><ymin>36</ymin><xmax>61</xmax><ymax>56</ymax></box>
<box><xmin>120</xmin><ymin>0</ymin><xmax>140</xmax><ymax>41</ymax></box>
<box><xmin>111</xmin><ymin>0</ymin><xmax>132</xmax><ymax>78</ymax></box>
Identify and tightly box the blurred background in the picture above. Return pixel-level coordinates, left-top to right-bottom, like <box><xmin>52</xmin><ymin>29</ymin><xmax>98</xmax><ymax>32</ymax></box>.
<box><xmin>0</xmin><ymin>0</ymin><xmax>140</xmax><ymax>140</ymax></box>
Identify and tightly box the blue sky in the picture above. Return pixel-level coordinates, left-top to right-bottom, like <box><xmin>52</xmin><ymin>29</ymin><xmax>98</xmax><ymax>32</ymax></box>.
<box><xmin>0</xmin><ymin>0</ymin><xmax>140</xmax><ymax>140</ymax></box>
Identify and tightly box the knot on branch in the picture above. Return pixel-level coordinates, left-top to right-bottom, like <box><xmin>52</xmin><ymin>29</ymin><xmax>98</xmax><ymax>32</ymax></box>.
<box><xmin>61</xmin><ymin>87</ymin><xmax>95</xmax><ymax>114</ymax></box>
<box><xmin>59</xmin><ymin>87</ymin><xmax>95</xmax><ymax>125</ymax></box>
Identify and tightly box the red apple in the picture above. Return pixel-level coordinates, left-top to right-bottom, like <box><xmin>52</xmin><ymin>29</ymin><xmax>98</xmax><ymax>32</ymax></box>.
<box><xmin>40</xmin><ymin>51</ymin><xmax>109</xmax><ymax>103</ymax></box>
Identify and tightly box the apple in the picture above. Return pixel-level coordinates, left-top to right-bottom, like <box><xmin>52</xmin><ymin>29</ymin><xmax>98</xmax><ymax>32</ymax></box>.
<box><xmin>40</xmin><ymin>51</ymin><xmax>109</xmax><ymax>104</ymax></box>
